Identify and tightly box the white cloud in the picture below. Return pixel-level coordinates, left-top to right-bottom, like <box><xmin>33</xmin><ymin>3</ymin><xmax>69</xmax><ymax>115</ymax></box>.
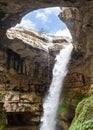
<box><xmin>36</xmin><ymin>12</ymin><xmax>48</xmax><ymax>23</ymax></box>
<box><xmin>44</xmin><ymin>7</ymin><xmax>61</xmax><ymax>16</ymax></box>
<box><xmin>35</xmin><ymin>7</ymin><xmax>61</xmax><ymax>24</ymax></box>
<box><xmin>16</xmin><ymin>19</ymin><xmax>36</xmax><ymax>29</ymax></box>
<box><xmin>54</xmin><ymin>29</ymin><xmax>72</xmax><ymax>39</ymax></box>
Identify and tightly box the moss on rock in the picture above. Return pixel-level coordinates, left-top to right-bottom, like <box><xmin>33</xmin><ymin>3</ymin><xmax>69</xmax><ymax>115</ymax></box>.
<box><xmin>0</xmin><ymin>106</ymin><xmax>6</xmax><ymax>130</ymax></box>
<box><xmin>69</xmin><ymin>94</ymin><xmax>93</xmax><ymax>130</ymax></box>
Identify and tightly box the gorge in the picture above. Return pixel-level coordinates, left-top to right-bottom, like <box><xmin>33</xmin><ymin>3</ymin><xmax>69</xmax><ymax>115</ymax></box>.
<box><xmin>0</xmin><ymin>0</ymin><xmax>93</xmax><ymax>130</ymax></box>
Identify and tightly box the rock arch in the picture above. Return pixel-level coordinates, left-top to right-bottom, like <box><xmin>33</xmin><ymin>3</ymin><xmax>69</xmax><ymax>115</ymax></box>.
<box><xmin>0</xmin><ymin>0</ymin><xmax>93</xmax><ymax>57</ymax></box>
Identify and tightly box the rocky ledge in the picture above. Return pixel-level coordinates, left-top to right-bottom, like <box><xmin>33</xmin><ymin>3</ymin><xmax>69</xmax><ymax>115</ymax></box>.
<box><xmin>0</xmin><ymin>91</ymin><xmax>42</xmax><ymax>112</ymax></box>
<box><xmin>6</xmin><ymin>27</ymin><xmax>71</xmax><ymax>52</ymax></box>
<box><xmin>0</xmin><ymin>91</ymin><xmax>42</xmax><ymax>128</ymax></box>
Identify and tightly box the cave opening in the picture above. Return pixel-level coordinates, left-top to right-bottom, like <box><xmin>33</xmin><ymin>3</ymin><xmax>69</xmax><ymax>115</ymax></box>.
<box><xmin>6</xmin><ymin>112</ymin><xmax>40</xmax><ymax>126</ymax></box>
<box><xmin>15</xmin><ymin>7</ymin><xmax>72</xmax><ymax>39</ymax></box>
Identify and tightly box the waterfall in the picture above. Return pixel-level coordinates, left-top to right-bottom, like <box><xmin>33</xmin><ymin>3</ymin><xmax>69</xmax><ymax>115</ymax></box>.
<box><xmin>39</xmin><ymin>43</ymin><xmax>73</xmax><ymax>130</ymax></box>
<box><xmin>47</xmin><ymin>50</ymin><xmax>50</xmax><ymax>81</ymax></box>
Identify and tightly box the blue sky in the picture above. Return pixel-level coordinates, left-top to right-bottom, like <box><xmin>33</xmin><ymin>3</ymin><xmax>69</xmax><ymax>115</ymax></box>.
<box><xmin>16</xmin><ymin>7</ymin><xmax>72</xmax><ymax>38</ymax></box>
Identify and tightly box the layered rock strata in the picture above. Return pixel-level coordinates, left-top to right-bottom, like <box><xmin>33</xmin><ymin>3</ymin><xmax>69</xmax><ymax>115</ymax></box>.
<box><xmin>6</xmin><ymin>27</ymin><xmax>70</xmax><ymax>52</ymax></box>
<box><xmin>0</xmin><ymin>0</ymin><xmax>93</xmax><ymax>130</ymax></box>
<box><xmin>0</xmin><ymin>27</ymin><xmax>72</xmax><ymax>129</ymax></box>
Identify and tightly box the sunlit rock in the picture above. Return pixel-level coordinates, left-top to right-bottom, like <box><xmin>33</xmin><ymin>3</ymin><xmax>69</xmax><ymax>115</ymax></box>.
<box><xmin>6</xmin><ymin>27</ymin><xmax>71</xmax><ymax>52</ymax></box>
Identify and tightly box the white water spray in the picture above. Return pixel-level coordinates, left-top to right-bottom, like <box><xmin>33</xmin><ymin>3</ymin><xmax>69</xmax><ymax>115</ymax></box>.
<box><xmin>40</xmin><ymin>43</ymin><xmax>73</xmax><ymax>130</ymax></box>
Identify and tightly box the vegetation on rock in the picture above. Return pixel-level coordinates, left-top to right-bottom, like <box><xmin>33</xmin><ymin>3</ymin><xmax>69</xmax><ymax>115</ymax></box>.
<box><xmin>0</xmin><ymin>106</ymin><xmax>6</xmax><ymax>130</ymax></box>
<box><xmin>69</xmin><ymin>94</ymin><xmax>93</xmax><ymax>130</ymax></box>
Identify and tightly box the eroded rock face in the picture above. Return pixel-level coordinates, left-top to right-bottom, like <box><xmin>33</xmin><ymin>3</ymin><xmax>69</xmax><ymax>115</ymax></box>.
<box><xmin>58</xmin><ymin>4</ymin><xmax>93</xmax><ymax>129</ymax></box>
<box><xmin>0</xmin><ymin>28</ymin><xmax>71</xmax><ymax>126</ymax></box>
<box><xmin>6</xmin><ymin>27</ymin><xmax>69</xmax><ymax>52</ymax></box>
<box><xmin>0</xmin><ymin>0</ymin><xmax>93</xmax><ymax>55</ymax></box>
<box><xmin>0</xmin><ymin>91</ymin><xmax>41</xmax><ymax>112</ymax></box>
<box><xmin>0</xmin><ymin>0</ymin><xmax>79</xmax><ymax>47</ymax></box>
<box><xmin>60</xmin><ymin>4</ymin><xmax>93</xmax><ymax>58</ymax></box>
<box><xmin>0</xmin><ymin>27</ymin><xmax>72</xmax><ymax>129</ymax></box>
<box><xmin>0</xmin><ymin>0</ymin><xmax>93</xmax><ymax>130</ymax></box>
<box><xmin>0</xmin><ymin>27</ymin><xmax>70</xmax><ymax>92</ymax></box>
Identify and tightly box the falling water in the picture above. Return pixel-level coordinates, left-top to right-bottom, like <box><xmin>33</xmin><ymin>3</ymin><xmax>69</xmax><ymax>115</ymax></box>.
<box><xmin>40</xmin><ymin>43</ymin><xmax>73</xmax><ymax>130</ymax></box>
<box><xmin>47</xmin><ymin>50</ymin><xmax>50</xmax><ymax>81</ymax></box>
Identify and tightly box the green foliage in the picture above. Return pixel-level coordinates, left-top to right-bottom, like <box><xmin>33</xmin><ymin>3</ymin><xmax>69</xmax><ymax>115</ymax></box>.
<box><xmin>69</xmin><ymin>94</ymin><xmax>93</xmax><ymax>130</ymax></box>
<box><xmin>37</xmin><ymin>28</ymin><xmax>48</xmax><ymax>35</ymax></box>
<box><xmin>58</xmin><ymin>105</ymin><xmax>67</xmax><ymax>113</ymax></box>
<box><xmin>0</xmin><ymin>109</ymin><xmax>6</xmax><ymax>130</ymax></box>
<box><xmin>0</xmin><ymin>125</ymin><xmax>4</xmax><ymax>130</ymax></box>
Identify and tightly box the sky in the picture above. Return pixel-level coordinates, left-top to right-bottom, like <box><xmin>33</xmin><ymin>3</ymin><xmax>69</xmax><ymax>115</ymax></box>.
<box><xmin>16</xmin><ymin>7</ymin><xmax>72</xmax><ymax>39</ymax></box>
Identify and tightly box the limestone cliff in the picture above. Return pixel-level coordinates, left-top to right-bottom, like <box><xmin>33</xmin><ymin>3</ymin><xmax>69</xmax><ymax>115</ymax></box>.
<box><xmin>0</xmin><ymin>27</ymin><xmax>72</xmax><ymax>129</ymax></box>
<box><xmin>6</xmin><ymin>27</ymin><xmax>70</xmax><ymax>52</ymax></box>
<box><xmin>0</xmin><ymin>0</ymin><xmax>93</xmax><ymax>130</ymax></box>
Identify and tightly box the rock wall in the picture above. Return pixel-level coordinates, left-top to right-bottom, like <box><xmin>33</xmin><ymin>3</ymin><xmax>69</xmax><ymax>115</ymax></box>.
<box><xmin>60</xmin><ymin>3</ymin><xmax>93</xmax><ymax>57</ymax></box>
<box><xmin>0</xmin><ymin>0</ymin><xmax>93</xmax><ymax>130</ymax></box>
<box><xmin>0</xmin><ymin>27</ymin><xmax>71</xmax><ymax>129</ymax></box>
<box><xmin>58</xmin><ymin>56</ymin><xmax>93</xmax><ymax>129</ymax></box>
<box><xmin>58</xmin><ymin>3</ymin><xmax>93</xmax><ymax>129</ymax></box>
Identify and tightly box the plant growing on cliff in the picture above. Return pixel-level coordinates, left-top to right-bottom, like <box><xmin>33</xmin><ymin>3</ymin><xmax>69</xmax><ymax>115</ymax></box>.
<box><xmin>69</xmin><ymin>94</ymin><xmax>93</xmax><ymax>130</ymax></box>
<box><xmin>0</xmin><ymin>108</ymin><xmax>6</xmax><ymax>130</ymax></box>
<box><xmin>0</xmin><ymin>125</ymin><xmax>4</xmax><ymax>130</ymax></box>
<box><xmin>37</xmin><ymin>28</ymin><xmax>48</xmax><ymax>35</ymax></box>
